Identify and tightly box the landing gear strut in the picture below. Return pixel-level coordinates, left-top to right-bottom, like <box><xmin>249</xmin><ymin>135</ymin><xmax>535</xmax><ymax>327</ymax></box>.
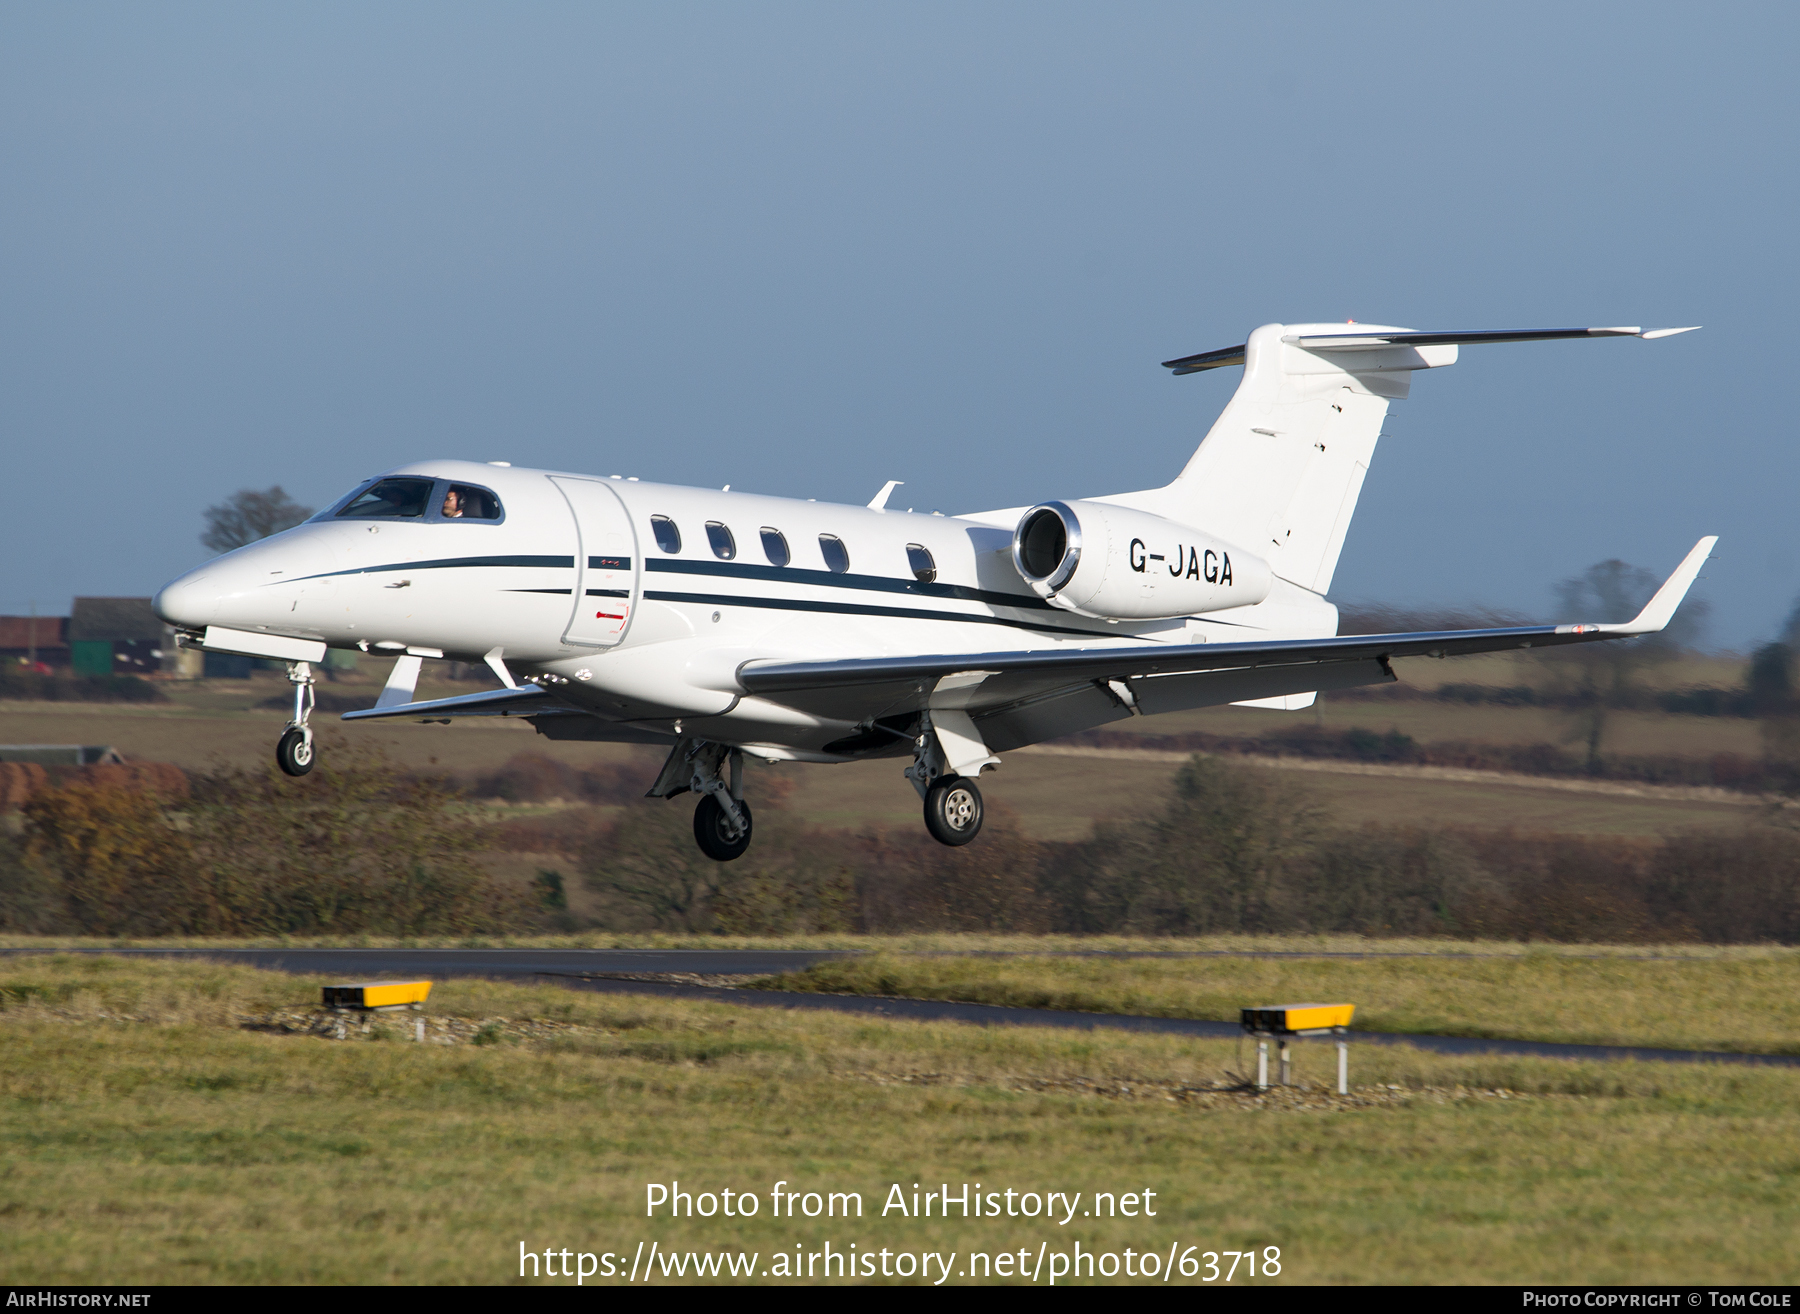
<box><xmin>276</xmin><ymin>661</ymin><xmax>315</xmax><ymax>777</ymax></box>
<box><xmin>648</xmin><ymin>739</ymin><xmax>753</xmax><ymax>861</ymax></box>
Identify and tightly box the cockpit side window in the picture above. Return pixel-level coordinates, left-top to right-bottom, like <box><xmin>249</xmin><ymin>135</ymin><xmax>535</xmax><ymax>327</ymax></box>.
<box><xmin>440</xmin><ymin>484</ymin><xmax>502</xmax><ymax>521</ymax></box>
<box><xmin>336</xmin><ymin>478</ymin><xmax>435</xmax><ymax>519</ymax></box>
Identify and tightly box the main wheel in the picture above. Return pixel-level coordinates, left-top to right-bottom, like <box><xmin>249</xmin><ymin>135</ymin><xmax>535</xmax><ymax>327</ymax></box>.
<box><xmin>276</xmin><ymin>727</ymin><xmax>315</xmax><ymax>777</ymax></box>
<box><xmin>923</xmin><ymin>775</ymin><xmax>984</xmax><ymax>846</ymax></box>
<box><xmin>693</xmin><ymin>794</ymin><xmax>753</xmax><ymax>862</ymax></box>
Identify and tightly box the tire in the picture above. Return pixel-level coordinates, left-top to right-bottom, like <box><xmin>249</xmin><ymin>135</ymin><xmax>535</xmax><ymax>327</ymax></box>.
<box><xmin>276</xmin><ymin>727</ymin><xmax>315</xmax><ymax>777</ymax></box>
<box><xmin>693</xmin><ymin>794</ymin><xmax>753</xmax><ymax>862</ymax></box>
<box><xmin>923</xmin><ymin>775</ymin><xmax>984</xmax><ymax>846</ymax></box>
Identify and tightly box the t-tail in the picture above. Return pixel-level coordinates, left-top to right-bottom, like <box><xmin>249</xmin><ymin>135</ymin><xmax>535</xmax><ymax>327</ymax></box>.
<box><xmin>1100</xmin><ymin>322</ymin><xmax>1700</xmax><ymax>599</ymax></box>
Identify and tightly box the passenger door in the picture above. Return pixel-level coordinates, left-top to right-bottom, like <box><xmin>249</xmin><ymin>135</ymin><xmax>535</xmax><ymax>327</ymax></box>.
<box><xmin>551</xmin><ymin>477</ymin><xmax>639</xmax><ymax>648</ymax></box>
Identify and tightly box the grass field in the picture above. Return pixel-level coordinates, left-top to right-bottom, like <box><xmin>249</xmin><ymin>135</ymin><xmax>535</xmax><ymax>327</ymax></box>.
<box><xmin>762</xmin><ymin>950</ymin><xmax>1800</xmax><ymax>1054</ymax></box>
<box><xmin>0</xmin><ymin>685</ymin><xmax>1763</xmax><ymax>839</ymax></box>
<box><xmin>1106</xmin><ymin>690</ymin><xmax>1763</xmax><ymax>758</ymax></box>
<box><xmin>1</xmin><ymin>953</ymin><xmax>1797</xmax><ymax>1285</ymax></box>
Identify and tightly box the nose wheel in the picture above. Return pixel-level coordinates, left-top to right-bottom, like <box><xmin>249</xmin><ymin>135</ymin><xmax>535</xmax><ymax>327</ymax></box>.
<box><xmin>277</xmin><ymin>726</ymin><xmax>315</xmax><ymax>777</ymax></box>
<box><xmin>924</xmin><ymin>776</ymin><xmax>984</xmax><ymax>846</ymax></box>
<box><xmin>276</xmin><ymin>661</ymin><xmax>316</xmax><ymax>777</ymax></box>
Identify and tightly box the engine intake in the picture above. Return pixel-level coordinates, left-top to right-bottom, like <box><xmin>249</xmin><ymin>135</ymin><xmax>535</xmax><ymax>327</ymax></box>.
<box><xmin>1012</xmin><ymin>499</ymin><xmax>1272</xmax><ymax>621</ymax></box>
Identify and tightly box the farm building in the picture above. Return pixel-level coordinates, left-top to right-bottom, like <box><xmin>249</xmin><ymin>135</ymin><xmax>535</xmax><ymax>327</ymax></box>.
<box><xmin>0</xmin><ymin>615</ymin><xmax>69</xmax><ymax>670</ymax></box>
<box><xmin>68</xmin><ymin>597</ymin><xmax>201</xmax><ymax>677</ymax></box>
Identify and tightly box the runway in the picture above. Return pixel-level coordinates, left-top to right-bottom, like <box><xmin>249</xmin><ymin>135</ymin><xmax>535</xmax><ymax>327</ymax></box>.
<box><xmin>542</xmin><ymin>976</ymin><xmax>1800</xmax><ymax>1070</ymax></box>
<box><xmin>7</xmin><ymin>947</ymin><xmax>1795</xmax><ymax>1069</ymax></box>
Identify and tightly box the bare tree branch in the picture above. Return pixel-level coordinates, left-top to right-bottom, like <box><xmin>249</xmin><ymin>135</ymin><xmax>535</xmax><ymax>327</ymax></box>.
<box><xmin>200</xmin><ymin>486</ymin><xmax>314</xmax><ymax>554</ymax></box>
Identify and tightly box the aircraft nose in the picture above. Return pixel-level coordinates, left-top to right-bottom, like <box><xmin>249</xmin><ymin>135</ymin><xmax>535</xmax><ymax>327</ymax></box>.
<box><xmin>152</xmin><ymin>571</ymin><xmax>220</xmax><ymax>629</ymax></box>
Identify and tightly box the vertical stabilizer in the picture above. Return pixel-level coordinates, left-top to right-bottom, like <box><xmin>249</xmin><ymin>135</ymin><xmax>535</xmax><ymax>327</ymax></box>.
<box><xmin>1100</xmin><ymin>321</ymin><xmax>1693</xmax><ymax>599</ymax></box>
<box><xmin>1100</xmin><ymin>322</ymin><xmax>1455</xmax><ymax>596</ymax></box>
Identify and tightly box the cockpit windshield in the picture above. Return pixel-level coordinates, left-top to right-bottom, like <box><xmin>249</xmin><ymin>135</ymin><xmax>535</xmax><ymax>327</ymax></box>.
<box><xmin>336</xmin><ymin>478</ymin><xmax>434</xmax><ymax>519</ymax></box>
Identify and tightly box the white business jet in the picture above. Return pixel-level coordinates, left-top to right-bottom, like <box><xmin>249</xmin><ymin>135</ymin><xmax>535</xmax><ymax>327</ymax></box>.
<box><xmin>154</xmin><ymin>321</ymin><xmax>1711</xmax><ymax>861</ymax></box>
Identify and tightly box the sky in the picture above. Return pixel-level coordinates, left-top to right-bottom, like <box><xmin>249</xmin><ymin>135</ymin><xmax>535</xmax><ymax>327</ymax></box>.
<box><xmin>3</xmin><ymin>2</ymin><xmax>1796</xmax><ymax>648</ymax></box>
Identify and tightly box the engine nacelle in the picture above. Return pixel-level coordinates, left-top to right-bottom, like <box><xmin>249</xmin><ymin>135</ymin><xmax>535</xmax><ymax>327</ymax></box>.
<box><xmin>1012</xmin><ymin>500</ymin><xmax>1273</xmax><ymax>620</ymax></box>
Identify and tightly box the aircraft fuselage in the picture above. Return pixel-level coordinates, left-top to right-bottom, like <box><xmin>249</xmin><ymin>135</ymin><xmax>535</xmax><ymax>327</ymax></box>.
<box><xmin>154</xmin><ymin>459</ymin><xmax>1334</xmax><ymax>762</ymax></box>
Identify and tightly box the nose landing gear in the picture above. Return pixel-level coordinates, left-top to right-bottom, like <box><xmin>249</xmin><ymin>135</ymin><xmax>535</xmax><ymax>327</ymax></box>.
<box><xmin>276</xmin><ymin>661</ymin><xmax>316</xmax><ymax>777</ymax></box>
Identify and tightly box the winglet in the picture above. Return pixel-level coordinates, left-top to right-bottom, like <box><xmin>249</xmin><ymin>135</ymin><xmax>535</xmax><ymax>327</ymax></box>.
<box><xmin>1641</xmin><ymin>326</ymin><xmax>1702</xmax><ymax>340</ymax></box>
<box><xmin>1591</xmin><ymin>537</ymin><xmax>1718</xmax><ymax>636</ymax></box>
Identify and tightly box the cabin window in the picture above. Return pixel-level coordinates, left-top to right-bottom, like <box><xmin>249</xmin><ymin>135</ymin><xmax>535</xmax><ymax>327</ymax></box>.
<box><xmin>440</xmin><ymin>484</ymin><xmax>502</xmax><ymax>521</ymax></box>
<box><xmin>906</xmin><ymin>543</ymin><xmax>936</xmax><ymax>584</ymax></box>
<box><xmin>336</xmin><ymin>478</ymin><xmax>434</xmax><ymax>519</ymax></box>
<box><xmin>760</xmin><ymin>527</ymin><xmax>790</xmax><ymax>567</ymax></box>
<box><xmin>651</xmin><ymin>516</ymin><xmax>682</xmax><ymax>553</ymax></box>
<box><xmin>819</xmin><ymin>534</ymin><xmax>850</xmax><ymax>574</ymax></box>
<box><xmin>705</xmin><ymin>521</ymin><xmax>736</xmax><ymax>560</ymax></box>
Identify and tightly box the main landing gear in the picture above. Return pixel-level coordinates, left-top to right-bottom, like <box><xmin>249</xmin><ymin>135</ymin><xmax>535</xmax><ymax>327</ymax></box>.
<box><xmin>923</xmin><ymin>775</ymin><xmax>984</xmax><ymax>846</ymax></box>
<box><xmin>694</xmin><ymin>793</ymin><xmax>754</xmax><ymax>862</ymax></box>
<box><xmin>648</xmin><ymin>739</ymin><xmax>753</xmax><ymax>862</ymax></box>
<box><xmin>276</xmin><ymin>661</ymin><xmax>316</xmax><ymax>777</ymax></box>
<box><xmin>904</xmin><ymin>714</ymin><xmax>988</xmax><ymax>847</ymax></box>
<box><xmin>648</xmin><ymin>715</ymin><xmax>994</xmax><ymax>859</ymax></box>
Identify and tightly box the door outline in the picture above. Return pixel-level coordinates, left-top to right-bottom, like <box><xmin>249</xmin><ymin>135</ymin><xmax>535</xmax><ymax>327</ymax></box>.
<box><xmin>550</xmin><ymin>476</ymin><xmax>640</xmax><ymax>649</ymax></box>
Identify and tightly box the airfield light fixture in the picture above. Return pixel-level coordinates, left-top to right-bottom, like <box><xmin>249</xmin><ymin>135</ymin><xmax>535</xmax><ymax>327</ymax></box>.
<box><xmin>324</xmin><ymin>980</ymin><xmax>434</xmax><ymax>1042</ymax></box>
<box><xmin>1241</xmin><ymin>1003</ymin><xmax>1355</xmax><ymax>1094</ymax></box>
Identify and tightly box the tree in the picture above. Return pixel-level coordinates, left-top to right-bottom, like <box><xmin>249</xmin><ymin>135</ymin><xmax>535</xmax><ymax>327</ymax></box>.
<box><xmin>1750</xmin><ymin>641</ymin><xmax>1800</xmax><ymax>793</ymax></box>
<box><xmin>1053</xmin><ymin>755</ymin><xmax>1325</xmax><ymax>934</ymax></box>
<box><xmin>1782</xmin><ymin>594</ymin><xmax>1800</xmax><ymax>650</ymax></box>
<box><xmin>23</xmin><ymin>781</ymin><xmax>207</xmax><ymax>934</ymax></box>
<box><xmin>200</xmin><ymin>486</ymin><xmax>314</xmax><ymax>553</ymax></box>
<box><xmin>1545</xmin><ymin>558</ymin><xmax>1709</xmax><ymax>773</ymax></box>
<box><xmin>19</xmin><ymin>744</ymin><xmax>518</xmax><ymax>935</ymax></box>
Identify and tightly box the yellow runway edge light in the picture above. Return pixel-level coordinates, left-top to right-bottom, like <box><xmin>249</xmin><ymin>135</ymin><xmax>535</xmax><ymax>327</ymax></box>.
<box><xmin>1240</xmin><ymin>1002</ymin><xmax>1355</xmax><ymax>1035</ymax></box>
<box><xmin>323</xmin><ymin>980</ymin><xmax>433</xmax><ymax>1011</ymax></box>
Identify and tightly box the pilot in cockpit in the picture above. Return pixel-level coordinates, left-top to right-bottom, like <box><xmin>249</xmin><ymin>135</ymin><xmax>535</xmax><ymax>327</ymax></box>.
<box><xmin>441</xmin><ymin>488</ymin><xmax>464</xmax><ymax>518</ymax></box>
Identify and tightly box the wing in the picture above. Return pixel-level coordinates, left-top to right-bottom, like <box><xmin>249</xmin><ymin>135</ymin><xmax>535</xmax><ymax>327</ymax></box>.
<box><xmin>340</xmin><ymin>684</ymin><xmax>557</xmax><ymax>721</ymax></box>
<box><xmin>739</xmin><ymin>537</ymin><xmax>1717</xmax><ymax>753</ymax></box>
<box><xmin>336</xmin><ymin>681</ymin><xmax>678</xmax><ymax>745</ymax></box>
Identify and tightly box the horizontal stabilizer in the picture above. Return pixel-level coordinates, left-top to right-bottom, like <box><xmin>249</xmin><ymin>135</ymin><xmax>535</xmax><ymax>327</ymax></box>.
<box><xmin>1162</xmin><ymin>325</ymin><xmax>1699</xmax><ymax>373</ymax></box>
<box><xmin>1160</xmin><ymin>343</ymin><xmax>1248</xmax><ymax>375</ymax></box>
<box><xmin>341</xmin><ymin>683</ymin><xmax>555</xmax><ymax>721</ymax></box>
